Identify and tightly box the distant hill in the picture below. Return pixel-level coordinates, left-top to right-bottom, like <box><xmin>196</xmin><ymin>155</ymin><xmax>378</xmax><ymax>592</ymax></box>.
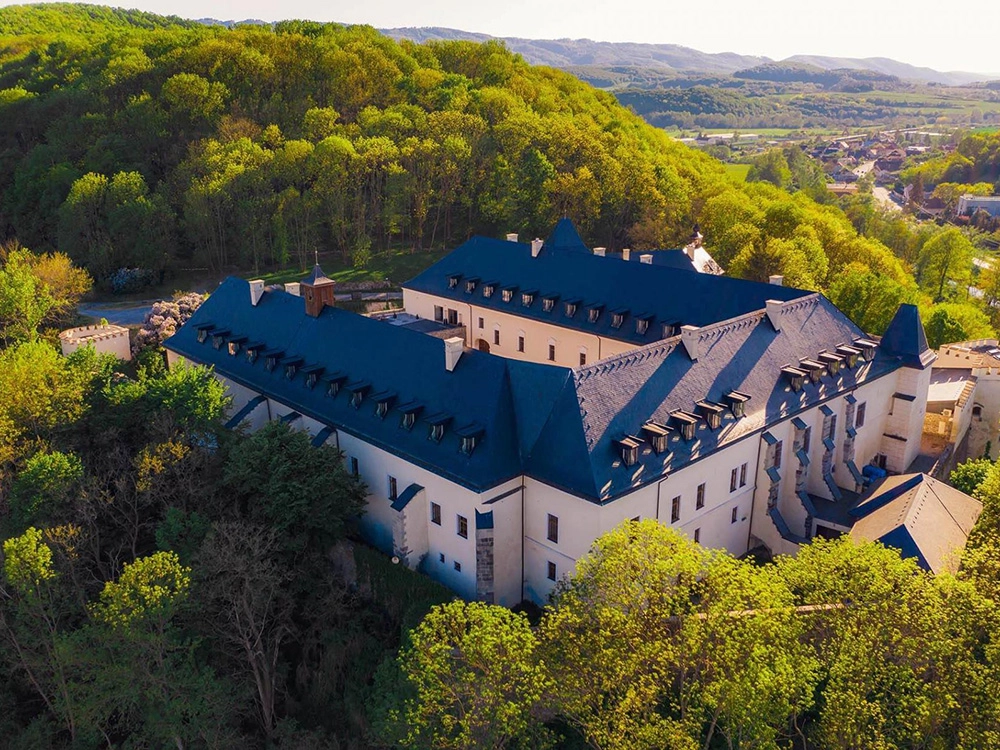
<box><xmin>380</xmin><ymin>27</ymin><xmax>769</xmax><ymax>74</ymax></box>
<box><xmin>382</xmin><ymin>26</ymin><xmax>994</xmax><ymax>85</ymax></box>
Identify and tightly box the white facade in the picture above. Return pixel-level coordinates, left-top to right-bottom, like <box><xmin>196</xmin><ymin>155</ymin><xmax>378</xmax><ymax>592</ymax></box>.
<box><xmin>60</xmin><ymin>324</ymin><xmax>132</xmax><ymax>361</ymax></box>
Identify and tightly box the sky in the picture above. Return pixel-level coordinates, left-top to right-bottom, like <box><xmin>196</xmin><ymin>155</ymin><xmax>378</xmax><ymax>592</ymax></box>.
<box><xmin>10</xmin><ymin>0</ymin><xmax>1000</xmax><ymax>74</ymax></box>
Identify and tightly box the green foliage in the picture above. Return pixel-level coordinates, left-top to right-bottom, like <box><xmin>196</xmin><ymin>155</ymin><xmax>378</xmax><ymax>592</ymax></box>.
<box><xmin>2</xmin><ymin>526</ymin><xmax>56</xmax><ymax>595</ymax></box>
<box><xmin>91</xmin><ymin>551</ymin><xmax>191</xmax><ymax>629</ymax></box>
<box><xmin>924</xmin><ymin>302</ymin><xmax>995</xmax><ymax>348</ymax></box>
<box><xmin>951</xmin><ymin>458</ymin><xmax>994</xmax><ymax>496</ymax></box>
<box><xmin>7</xmin><ymin>451</ymin><xmax>83</xmax><ymax>532</ymax></box>
<box><xmin>827</xmin><ymin>262</ymin><xmax>919</xmax><ymax>334</ymax></box>
<box><xmin>917</xmin><ymin>227</ymin><xmax>974</xmax><ymax>301</ymax></box>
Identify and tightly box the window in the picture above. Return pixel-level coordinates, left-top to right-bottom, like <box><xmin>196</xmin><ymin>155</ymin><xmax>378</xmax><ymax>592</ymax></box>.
<box><xmin>349</xmin><ymin>457</ymin><xmax>359</xmax><ymax>476</ymax></box>
<box><xmin>502</xmin><ymin>289</ymin><xmax>513</xmax><ymax>303</ymax></box>
<box><xmin>227</xmin><ymin>341</ymin><xmax>241</xmax><ymax>356</ymax></box>
<box><xmin>521</xmin><ymin>292</ymin><xmax>534</xmax><ymax>307</ymax></box>
<box><xmin>803</xmin><ymin>427</ymin><xmax>812</xmax><ymax>453</ymax></box>
<box><xmin>730</xmin><ymin>468</ymin><xmax>738</xmax><ymax>492</ymax></box>
<box><xmin>547</xmin><ymin>514</ymin><xmax>559</xmax><ymax>543</ymax></box>
<box><xmin>478</xmin><ymin>317</ymin><xmax>484</xmax><ymax>329</ymax></box>
<box><xmin>671</xmin><ymin>495</ymin><xmax>681</xmax><ymax>523</ymax></box>
<box><xmin>460</xmin><ymin>434</ymin><xmax>479</xmax><ymax>456</ymax></box>
<box><xmin>433</xmin><ymin>305</ymin><xmax>444</xmax><ymax>322</ymax></box>
<box><xmin>431</xmin><ymin>502</ymin><xmax>441</xmax><ymax>525</ymax></box>
<box><xmin>197</xmin><ymin>328</ymin><xmax>209</xmax><ymax>344</ymax></box>
<box><xmin>547</xmin><ymin>561</ymin><xmax>557</xmax><ymax>581</ymax></box>
<box><xmin>457</xmin><ymin>515</ymin><xmax>468</xmax><ymax>539</ymax></box>
<box><xmin>518</xmin><ymin>335</ymin><xmax>525</xmax><ymax>353</ymax></box>
<box><xmin>579</xmin><ymin>350</ymin><xmax>587</xmax><ymax>366</ymax></box>
<box><xmin>493</xmin><ymin>329</ymin><xmax>500</xmax><ymax>346</ymax></box>
<box><xmin>588</xmin><ymin>307</ymin><xmax>600</xmax><ymax>323</ymax></box>
<box><xmin>662</xmin><ymin>323</ymin><xmax>677</xmax><ymax>338</ymax></box>
<box><xmin>387</xmin><ymin>476</ymin><xmax>397</xmax><ymax>501</ymax></box>
<box><xmin>548</xmin><ymin>344</ymin><xmax>556</xmax><ymax>361</ymax></box>
<box><xmin>376</xmin><ymin>399</ymin><xmax>391</xmax><ymax>419</ymax></box>
<box><xmin>429</xmin><ymin>423</ymin><xmax>445</xmax><ymax>443</ymax></box>
<box><xmin>465</xmin><ymin>279</ymin><xmax>477</xmax><ymax>293</ymax></box>
<box><xmin>447</xmin><ymin>308</ymin><xmax>458</xmax><ymax>325</ymax></box>
<box><xmin>731</xmin><ymin>507</ymin><xmax>739</xmax><ymax>524</ymax></box>
<box><xmin>612</xmin><ymin>312</ymin><xmax>624</xmax><ymax>329</ymax></box>
<box><xmin>773</xmin><ymin>441</ymin><xmax>783</xmax><ymax>469</ymax></box>
<box><xmin>543</xmin><ymin>298</ymin><xmax>555</xmax><ymax>312</ymax></box>
<box><xmin>351</xmin><ymin>390</ymin><xmax>364</xmax><ymax>409</ymax></box>
<box><xmin>564</xmin><ymin>302</ymin><xmax>577</xmax><ymax>318</ymax></box>
<box><xmin>454</xmin><ymin>560</ymin><xmax>462</xmax><ymax>572</ymax></box>
<box><xmin>696</xmin><ymin>483</ymin><xmax>706</xmax><ymax>510</ymax></box>
<box><xmin>483</xmin><ymin>284</ymin><xmax>494</xmax><ymax>298</ymax></box>
<box><xmin>636</xmin><ymin>318</ymin><xmax>649</xmax><ymax>335</ymax></box>
<box><xmin>740</xmin><ymin>463</ymin><xmax>748</xmax><ymax>487</ymax></box>
<box><xmin>401</xmin><ymin>411</ymin><xmax>417</xmax><ymax>430</ymax></box>
<box><xmin>694</xmin><ymin>528</ymin><xmax>701</xmax><ymax>543</ymax></box>
<box><xmin>246</xmin><ymin>347</ymin><xmax>259</xmax><ymax>364</ymax></box>
<box><xmin>856</xmin><ymin>403</ymin><xmax>866</xmax><ymax>428</ymax></box>
<box><xmin>448</xmin><ymin>275</ymin><xmax>459</xmax><ymax>289</ymax></box>
<box><xmin>439</xmin><ymin>553</ymin><xmax>445</xmax><ymax>563</ymax></box>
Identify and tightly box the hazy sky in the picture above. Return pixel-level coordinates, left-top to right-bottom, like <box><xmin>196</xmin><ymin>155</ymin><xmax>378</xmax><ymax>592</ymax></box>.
<box><xmin>12</xmin><ymin>0</ymin><xmax>1000</xmax><ymax>74</ymax></box>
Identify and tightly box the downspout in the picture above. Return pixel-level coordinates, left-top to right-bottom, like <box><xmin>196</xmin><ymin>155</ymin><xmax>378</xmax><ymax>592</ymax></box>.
<box><xmin>520</xmin><ymin>475</ymin><xmax>526</xmax><ymax>603</ymax></box>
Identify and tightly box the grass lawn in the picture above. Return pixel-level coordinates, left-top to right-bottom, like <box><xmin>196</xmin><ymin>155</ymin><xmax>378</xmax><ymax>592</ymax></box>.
<box><xmin>724</xmin><ymin>163</ymin><xmax>752</xmax><ymax>182</ymax></box>
<box><xmin>251</xmin><ymin>247</ymin><xmax>449</xmax><ymax>287</ymax></box>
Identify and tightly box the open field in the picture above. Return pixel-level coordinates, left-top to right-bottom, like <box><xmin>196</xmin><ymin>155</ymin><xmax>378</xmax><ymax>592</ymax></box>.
<box><xmin>724</xmin><ymin>163</ymin><xmax>752</xmax><ymax>181</ymax></box>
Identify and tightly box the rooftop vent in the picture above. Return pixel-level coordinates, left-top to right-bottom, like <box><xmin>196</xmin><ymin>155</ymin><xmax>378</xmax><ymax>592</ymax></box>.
<box><xmin>766</xmin><ymin>300</ymin><xmax>784</xmax><ymax>332</ymax></box>
<box><xmin>444</xmin><ymin>337</ymin><xmax>464</xmax><ymax>372</ymax></box>
<box><xmin>506</xmin><ymin>233</ymin><xmax>519</xmax><ymax>243</ymax></box>
<box><xmin>249</xmin><ymin>279</ymin><xmax>265</xmax><ymax>306</ymax></box>
<box><xmin>531</xmin><ymin>238</ymin><xmax>543</xmax><ymax>257</ymax></box>
<box><xmin>593</xmin><ymin>247</ymin><xmax>606</xmax><ymax>257</ymax></box>
<box><xmin>769</xmin><ymin>275</ymin><xmax>784</xmax><ymax>286</ymax></box>
<box><xmin>284</xmin><ymin>282</ymin><xmax>301</xmax><ymax>297</ymax></box>
<box><xmin>622</xmin><ymin>248</ymin><xmax>631</xmax><ymax>261</ymax></box>
<box><xmin>639</xmin><ymin>254</ymin><xmax>653</xmax><ymax>265</ymax></box>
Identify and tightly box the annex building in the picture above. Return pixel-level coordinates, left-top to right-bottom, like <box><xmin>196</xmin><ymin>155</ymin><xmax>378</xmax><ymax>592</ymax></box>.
<box><xmin>165</xmin><ymin>222</ymin><xmax>939</xmax><ymax>604</ymax></box>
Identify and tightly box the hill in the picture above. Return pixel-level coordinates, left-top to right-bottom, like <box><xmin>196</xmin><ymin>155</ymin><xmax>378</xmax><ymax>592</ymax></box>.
<box><xmin>785</xmin><ymin>54</ymin><xmax>993</xmax><ymax>86</ymax></box>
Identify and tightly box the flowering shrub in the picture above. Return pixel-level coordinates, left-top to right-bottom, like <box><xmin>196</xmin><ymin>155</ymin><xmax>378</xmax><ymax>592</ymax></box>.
<box><xmin>107</xmin><ymin>267</ymin><xmax>157</xmax><ymax>294</ymax></box>
<box><xmin>132</xmin><ymin>292</ymin><xmax>206</xmax><ymax>354</ymax></box>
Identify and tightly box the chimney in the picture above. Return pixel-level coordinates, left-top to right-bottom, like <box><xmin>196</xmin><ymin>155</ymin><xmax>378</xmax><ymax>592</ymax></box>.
<box><xmin>639</xmin><ymin>254</ymin><xmax>653</xmax><ymax>265</ymax></box>
<box><xmin>444</xmin><ymin>337</ymin><xmax>464</xmax><ymax>372</ymax></box>
<box><xmin>249</xmin><ymin>279</ymin><xmax>265</xmax><ymax>306</ymax></box>
<box><xmin>681</xmin><ymin>325</ymin><xmax>700</xmax><ymax>361</ymax></box>
<box><xmin>766</xmin><ymin>299</ymin><xmax>784</xmax><ymax>332</ymax></box>
<box><xmin>593</xmin><ymin>246</ymin><xmax>606</xmax><ymax>257</ymax></box>
<box><xmin>531</xmin><ymin>238</ymin><xmax>543</xmax><ymax>257</ymax></box>
<box><xmin>769</xmin><ymin>275</ymin><xmax>784</xmax><ymax>286</ymax></box>
<box><xmin>622</xmin><ymin>248</ymin><xmax>631</xmax><ymax>261</ymax></box>
<box><xmin>506</xmin><ymin>233</ymin><xmax>519</xmax><ymax>243</ymax></box>
<box><xmin>285</xmin><ymin>282</ymin><xmax>301</xmax><ymax>297</ymax></box>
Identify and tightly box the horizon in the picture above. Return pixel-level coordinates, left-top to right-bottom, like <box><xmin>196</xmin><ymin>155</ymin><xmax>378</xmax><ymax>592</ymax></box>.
<box><xmin>4</xmin><ymin>0</ymin><xmax>997</xmax><ymax>76</ymax></box>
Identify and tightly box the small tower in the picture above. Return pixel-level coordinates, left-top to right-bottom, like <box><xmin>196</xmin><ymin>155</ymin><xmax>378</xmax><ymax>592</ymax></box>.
<box><xmin>301</xmin><ymin>255</ymin><xmax>335</xmax><ymax>317</ymax></box>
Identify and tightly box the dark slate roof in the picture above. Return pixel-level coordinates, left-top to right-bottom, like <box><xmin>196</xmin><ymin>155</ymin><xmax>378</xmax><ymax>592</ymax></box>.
<box><xmin>624</xmin><ymin>249</ymin><xmax>696</xmax><ymax>271</ymax></box>
<box><xmin>403</xmin><ymin>233</ymin><xmax>808</xmax><ymax>346</ymax></box>
<box><xmin>524</xmin><ymin>294</ymin><xmax>907</xmax><ymax>501</ymax></box>
<box><xmin>166</xmin><ymin>279</ymin><xmax>910</xmax><ymax>504</ymax></box>
<box><xmin>850</xmin><ymin>473</ymin><xmax>982</xmax><ymax>574</ymax></box>
<box><xmin>880</xmin><ymin>304</ymin><xmax>935</xmax><ymax>369</ymax></box>
<box><xmin>164</xmin><ymin>278</ymin><xmax>532</xmax><ymax>492</ymax></box>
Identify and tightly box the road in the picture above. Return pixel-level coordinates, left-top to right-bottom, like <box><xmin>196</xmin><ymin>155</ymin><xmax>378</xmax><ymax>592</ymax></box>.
<box><xmin>872</xmin><ymin>186</ymin><xmax>902</xmax><ymax>213</ymax></box>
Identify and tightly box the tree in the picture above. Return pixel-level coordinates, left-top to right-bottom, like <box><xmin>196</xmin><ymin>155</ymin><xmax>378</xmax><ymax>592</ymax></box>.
<box><xmin>381</xmin><ymin>600</ymin><xmax>550</xmax><ymax>749</ymax></box>
<box><xmin>924</xmin><ymin>302</ymin><xmax>995</xmax><ymax>349</ymax></box>
<box><xmin>747</xmin><ymin>148</ymin><xmax>792</xmax><ymax>189</ymax></box>
<box><xmin>917</xmin><ymin>228</ymin><xmax>974</xmax><ymax>301</ymax></box>
<box><xmin>951</xmin><ymin>458</ymin><xmax>994</xmax><ymax>496</ymax></box>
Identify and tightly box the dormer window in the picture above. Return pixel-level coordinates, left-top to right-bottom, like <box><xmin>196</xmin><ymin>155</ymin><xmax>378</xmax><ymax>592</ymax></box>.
<box><xmin>565</xmin><ymin>301</ymin><xmax>578</xmax><ymax>318</ymax></box>
<box><xmin>284</xmin><ymin>357</ymin><xmax>304</xmax><ymax>380</ymax></box>
<box><xmin>724</xmin><ymin>390</ymin><xmax>751</xmax><ymax>418</ymax></box>
<box><xmin>636</xmin><ymin>318</ymin><xmax>650</xmax><ymax>335</ymax></box>
<box><xmin>483</xmin><ymin>284</ymin><xmax>495</xmax><ymax>298</ymax></box>
<box><xmin>305</xmin><ymin>369</ymin><xmax>322</xmax><ymax>389</ymax></box>
<box><xmin>196</xmin><ymin>325</ymin><xmax>213</xmax><ymax>344</ymax></box>
<box><xmin>854</xmin><ymin>338</ymin><xmax>877</xmax><ymax>361</ymax></box>
<box><xmin>542</xmin><ymin>297</ymin><xmax>556</xmax><ymax>313</ymax></box>
<box><xmin>373</xmin><ymin>392</ymin><xmax>396</xmax><ymax>419</ymax></box>
<box><xmin>641</xmin><ymin>421</ymin><xmax>671</xmax><ymax>455</ymax></box>
<box><xmin>502</xmin><ymin>288</ymin><xmax>514</xmax><ymax>303</ymax></box>
<box><xmin>246</xmin><ymin>348</ymin><xmax>258</xmax><ymax>364</ymax></box>
<box><xmin>325</xmin><ymin>373</ymin><xmax>347</xmax><ymax>398</ymax></box>
<box><xmin>465</xmin><ymin>278</ymin><xmax>478</xmax><ymax>293</ymax></box>
<box><xmin>263</xmin><ymin>349</ymin><xmax>284</xmax><ymax>372</ymax></box>
<box><xmin>615</xmin><ymin>436</ymin><xmax>642</xmax><ymax>467</ymax></box>
<box><xmin>818</xmin><ymin>352</ymin><xmax>844</xmax><ymax>375</ymax></box>
<box><xmin>670</xmin><ymin>411</ymin><xmax>699</xmax><ymax>442</ymax></box>
<box><xmin>836</xmin><ymin>345</ymin><xmax>861</xmax><ymax>369</ymax></box>
<box><xmin>227</xmin><ymin>336</ymin><xmax>246</xmax><ymax>356</ymax></box>
<box><xmin>457</xmin><ymin>425</ymin><xmax>485</xmax><ymax>456</ymax></box>
<box><xmin>782</xmin><ymin>366</ymin><xmax>807</xmax><ymax>392</ymax></box>
<box><xmin>611</xmin><ymin>312</ymin><xmax>625</xmax><ymax>329</ymax></box>
<box><xmin>211</xmin><ymin>329</ymin><xmax>230</xmax><ymax>350</ymax></box>
<box><xmin>348</xmin><ymin>382</ymin><xmax>371</xmax><ymax>409</ymax></box>
<box><xmin>799</xmin><ymin>359</ymin><xmax>826</xmax><ymax>383</ymax></box>
<box><xmin>521</xmin><ymin>292</ymin><xmax>534</xmax><ymax>307</ymax></box>
<box><xmin>430</xmin><ymin>423</ymin><xmax>445</xmax><ymax>442</ymax></box>
<box><xmin>448</xmin><ymin>274</ymin><xmax>460</xmax><ymax>289</ymax></box>
<box><xmin>588</xmin><ymin>306</ymin><xmax>602</xmax><ymax>323</ymax></box>
<box><xmin>427</xmin><ymin>413</ymin><xmax>452</xmax><ymax>443</ymax></box>
<box><xmin>696</xmin><ymin>400</ymin><xmax>725</xmax><ymax>430</ymax></box>
<box><xmin>662</xmin><ymin>322</ymin><xmax>678</xmax><ymax>338</ymax></box>
<box><xmin>399</xmin><ymin>402</ymin><xmax>424</xmax><ymax>430</ymax></box>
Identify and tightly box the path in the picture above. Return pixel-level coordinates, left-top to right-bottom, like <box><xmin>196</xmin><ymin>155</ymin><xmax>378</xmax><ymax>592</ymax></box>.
<box><xmin>872</xmin><ymin>186</ymin><xmax>901</xmax><ymax>212</ymax></box>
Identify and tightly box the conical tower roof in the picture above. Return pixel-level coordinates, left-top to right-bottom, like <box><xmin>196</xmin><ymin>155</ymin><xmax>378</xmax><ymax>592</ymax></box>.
<box><xmin>880</xmin><ymin>303</ymin><xmax>935</xmax><ymax>369</ymax></box>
